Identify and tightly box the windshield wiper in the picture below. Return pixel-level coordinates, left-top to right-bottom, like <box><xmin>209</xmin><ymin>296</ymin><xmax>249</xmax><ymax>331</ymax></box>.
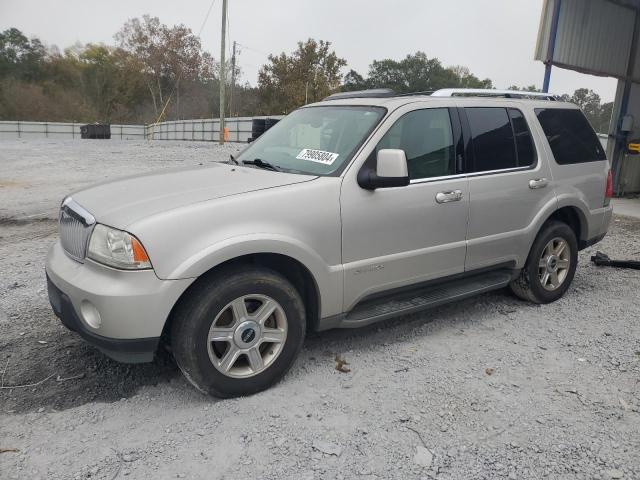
<box><xmin>227</xmin><ymin>154</ymin><xmax>239</xmax><ymax>165</ymax></box>
<box><xmin>242</xmin><ymin>158</ymin><xmax>281</xmax><ymax>171</ymax></box>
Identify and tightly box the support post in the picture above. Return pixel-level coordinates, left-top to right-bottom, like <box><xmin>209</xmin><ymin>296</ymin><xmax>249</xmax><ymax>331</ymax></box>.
<box><xmin>230</xmin><ymin>40</ymin><xmax>236</xmax><ymax>117</ymax></box>
<box><xmin>542</xmin><ymin>0</ymin><xmax>562</xmax><ymax>93</ymax></box>
<box><xmin>219</xmin><ymin>0</ymin><xmax>228</xmax><ymax>145</ymax></box>
<box><xmin>612</xmin><ymin>9</ymin><xmax>640</xmax><ymax>195</ymax></box>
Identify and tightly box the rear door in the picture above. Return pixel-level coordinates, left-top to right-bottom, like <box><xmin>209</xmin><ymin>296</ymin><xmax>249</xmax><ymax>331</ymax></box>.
<box><xmin>461</xmin><ymin>103</ymin><xmax>557</xmax><ymax>270</ymax></box>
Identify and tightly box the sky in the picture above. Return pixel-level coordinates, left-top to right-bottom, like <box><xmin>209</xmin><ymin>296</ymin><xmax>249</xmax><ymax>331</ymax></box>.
<box><xmin>0</xmin><ymin>0</ymin><xmax>619</xmax><ymax>102</ymax></box>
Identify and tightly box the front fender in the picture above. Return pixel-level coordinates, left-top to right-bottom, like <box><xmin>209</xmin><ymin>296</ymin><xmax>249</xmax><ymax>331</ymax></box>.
<box><xmin>167</xmin><ymin>233</ymin><xmax>343</xmax><ymax>319</ymax></box>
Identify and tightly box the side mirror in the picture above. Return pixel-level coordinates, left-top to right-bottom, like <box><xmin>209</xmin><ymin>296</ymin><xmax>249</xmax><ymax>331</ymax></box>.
<box><xmin>358</xmin><ymin>149</ymin><xmax>410</xmax><ymax>190</ymax></box>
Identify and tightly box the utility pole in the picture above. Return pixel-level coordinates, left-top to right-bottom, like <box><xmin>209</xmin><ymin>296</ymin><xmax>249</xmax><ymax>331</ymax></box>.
<box><xmin>230</xmin><ymin>40</ymin><xmax>236</xmax><ymax>117</ymax></box>
<box><xmin>218</xmin><ymin>0</ymin><xmax>228</xmax><ymax>144</ymax></box>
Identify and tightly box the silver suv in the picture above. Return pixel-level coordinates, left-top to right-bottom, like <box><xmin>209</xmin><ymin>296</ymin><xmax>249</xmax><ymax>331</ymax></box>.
<box><xmin>46</xmin><ymin>88</ymin><xmax>613</xmax><ymax>397</ymax></box>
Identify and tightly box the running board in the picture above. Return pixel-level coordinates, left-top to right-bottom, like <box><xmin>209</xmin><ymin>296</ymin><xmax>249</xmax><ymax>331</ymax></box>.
<box><xmin>339</xmin><ymin>270</ymin><xmax>513</xmax><ymax>328</ymax></box>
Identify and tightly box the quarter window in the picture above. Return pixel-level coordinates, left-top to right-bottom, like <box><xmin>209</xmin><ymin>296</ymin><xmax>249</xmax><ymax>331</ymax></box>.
<box><xmin>535</xmin><ymin>108</ymin><xmax>606</xmax><ymax>164</ymax></box>
<box><xmin>508</xmin><ymin>108</ymin><xmax>535</xmax><ymax>167</ymax></box>
<box><xmin>376</xmin><ymin>108</ymin><xmax>455</xmax><ymax>180</ymax></box>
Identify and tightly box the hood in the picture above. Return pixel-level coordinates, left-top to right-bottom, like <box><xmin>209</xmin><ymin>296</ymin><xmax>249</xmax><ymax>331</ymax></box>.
<box><xmin>71</xmin><ymin>163</ymin><xmax>316</xmax><ymax>227</ymax></box>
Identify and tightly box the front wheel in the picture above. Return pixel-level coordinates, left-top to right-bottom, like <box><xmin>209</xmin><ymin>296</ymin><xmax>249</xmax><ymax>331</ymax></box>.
<box><xmin>171</xmin><ymin>266</ymin><xmax>306</xmax><ymax>398</ymax></box>
<box><xmin>510</xmin><ymin>220</ymin><xmax>578</xmax><ymax>304</ymax></box>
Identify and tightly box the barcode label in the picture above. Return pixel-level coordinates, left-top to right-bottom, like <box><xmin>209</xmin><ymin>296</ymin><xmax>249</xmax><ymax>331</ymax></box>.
<box><xmin>296</xmin><ymin>149</ymin><xmax>339</xmax><ymax>165</ymax></box>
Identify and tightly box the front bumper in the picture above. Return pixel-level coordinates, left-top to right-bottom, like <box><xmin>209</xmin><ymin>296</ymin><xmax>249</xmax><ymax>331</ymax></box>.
<box><xmin>47</xmin><ymin>275</ymin><xmax>158</xmax><ymax>363</ymax></box>
<box><xmin>46</xmin><ymin>242</ymin><xmax>193</xmax><ymax>363</ymax></box>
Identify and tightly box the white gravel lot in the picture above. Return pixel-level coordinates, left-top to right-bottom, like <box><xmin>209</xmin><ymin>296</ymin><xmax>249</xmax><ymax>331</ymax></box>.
<box><xmin>0</xmin><ymin>139</ymin><xmax>639</xmax><ymax>480</ymax></box>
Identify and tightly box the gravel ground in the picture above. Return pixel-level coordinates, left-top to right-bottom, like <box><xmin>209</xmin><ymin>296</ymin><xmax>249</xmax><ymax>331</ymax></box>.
<box><xmin>1</xmin><ymin>139</ymin><xmax>639</xmax><ymax>480</ymax></box>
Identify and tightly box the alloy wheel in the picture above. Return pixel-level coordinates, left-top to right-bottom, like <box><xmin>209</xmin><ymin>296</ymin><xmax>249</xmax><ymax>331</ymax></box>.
<box><xmin>538</xmin><ymin>237</ymin><xmax>571</xmax><ymax>291</ymax></box>
<box><xmin>207</xmin><ymin>294</ymin><xmax>288</xmax><ymax>378</ymax></box>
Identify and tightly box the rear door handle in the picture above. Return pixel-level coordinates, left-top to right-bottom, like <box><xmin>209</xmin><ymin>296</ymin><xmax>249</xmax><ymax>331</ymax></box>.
<box><xmin>435</xmin><ymin>190</ymin><xmax>463</xmax><ymax>203</ymax></box>
<box><xmin>529</xmin><ymin>178</ymin><xmax>549</xmax><ymax>189</ymax></box>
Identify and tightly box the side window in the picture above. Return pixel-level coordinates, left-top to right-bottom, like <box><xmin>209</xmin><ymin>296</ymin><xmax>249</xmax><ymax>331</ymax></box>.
<box><xmin>508</xmin><ymin>108</ymin><xmax>536</xmax><ymax>167</ymax></box>
<box><xmin>466</xmin><ymin>107</ymin><xmax>517</xmax><ymax>172</ymax></box>
<box><xmin>376</xmin><ymin>108</ymin><xmax>455</xmax><ymax>180</ymax></box>
<box><xmin>535</xmin><ymin>108</ymin><xmax>606</xmax><ymax>164</ymax></box>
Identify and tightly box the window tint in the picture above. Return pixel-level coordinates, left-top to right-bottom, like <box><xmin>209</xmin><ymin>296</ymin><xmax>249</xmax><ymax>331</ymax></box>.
<box><xmin>466</xmin><ymin>107</ymin><xmax>517</xmax><ymax>172</ymax></box>
<box><xmin>508</xmin><ymin>108</ymin><xmax>536</xmax><ymax>167</ymax></box>
<box><xmin>376</xmin><ymin>108</ymin><xmax>455</xmax><ymax>180</ymax></box>
<box><xmin>535</xmin><ymin>108</ymin><xmax>606</xmax><ymax>164</ymax></box>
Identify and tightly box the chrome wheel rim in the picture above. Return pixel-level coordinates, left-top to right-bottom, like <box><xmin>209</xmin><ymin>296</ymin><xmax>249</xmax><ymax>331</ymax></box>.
<box><xmin>538</xmin><ymin>237</ymin><xmax>571</xmax><ymax>291</ymax></box>
<box><xmin>207</xmin><ymin>294</ymin><xmax>287</xmax><ymax>378</ymax></box>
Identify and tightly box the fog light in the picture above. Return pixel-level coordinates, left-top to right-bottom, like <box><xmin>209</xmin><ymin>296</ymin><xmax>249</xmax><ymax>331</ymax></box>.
<box><xmin>80</xmin><ymin>300</ymin><xmax>101</xmax><ymax>329</ymax></box>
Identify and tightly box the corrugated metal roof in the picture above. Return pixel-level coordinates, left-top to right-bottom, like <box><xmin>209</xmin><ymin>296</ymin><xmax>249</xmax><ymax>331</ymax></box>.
<box><xmin>536</xmin><ymin>0</ymin><xmax>638</xmax><ymax>80</ymax></box>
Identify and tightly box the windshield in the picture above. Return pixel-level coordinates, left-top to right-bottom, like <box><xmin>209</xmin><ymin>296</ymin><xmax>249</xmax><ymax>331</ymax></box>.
<box><xmin>236</xmin><ymin>106</ymin><xmax>386</xmax><ymax>176</ymax></box>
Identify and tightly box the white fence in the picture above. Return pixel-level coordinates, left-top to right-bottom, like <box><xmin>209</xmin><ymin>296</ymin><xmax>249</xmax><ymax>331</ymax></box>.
<box><xmin>0</xmin><ymin>119</ymin><xmax>610</xmax><ymax>147</ymax></box>
<box><xmin>0</xmin><ymin>117</ymin><xmax>283</xmax><ymax>143</ymax></box>
<box><xmin>0</xmin><ymin>121</ymin><xmax>145</xmax><ymax>140</ymax></box>
<box><xmin>145</xmin><ymin>116</ymin><xmax>284</xmax><ymax>143</ymax></box>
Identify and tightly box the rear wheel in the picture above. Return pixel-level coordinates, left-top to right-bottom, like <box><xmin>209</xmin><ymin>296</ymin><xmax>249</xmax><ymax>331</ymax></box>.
<box><xmin>510</xmin><ymin>221</ymin><xmax>578</xmax><ymax>304</ymax></box>
<box><xmin>171</xmin><ymin>266</ymin><xmax>306</xmax><ymax>397</ymax></box>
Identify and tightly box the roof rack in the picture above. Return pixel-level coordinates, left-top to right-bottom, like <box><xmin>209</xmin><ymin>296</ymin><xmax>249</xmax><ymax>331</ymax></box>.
<box><xmin>324</xmin><ymin>88</ymin><xmax>560</xmax><ymax>101</ymax></box>
<box><xmin>397</xmin><ymin>90</ymin><xmax>434</xmax><ymax>97</ymax></box>
<box><xmin>431</xmin><ymin>88</ymin><xmax>559</xmax><ymax>101</ymax></box>
<box><xmin>324</xmin><ymin>89</ymin><xmax>395</xmax><ymax>100</ymax></box>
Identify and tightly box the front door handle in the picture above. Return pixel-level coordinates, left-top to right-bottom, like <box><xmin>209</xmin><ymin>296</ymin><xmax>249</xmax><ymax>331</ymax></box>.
<box><xmin>435</xmin><ymin>190</ymin><xmax>463</xmax><ymax>204</ymax></box>
<box><xmin>529</xmin><ymin>178</ymin><xmax>549</xmax><ymax>189</ymax></box>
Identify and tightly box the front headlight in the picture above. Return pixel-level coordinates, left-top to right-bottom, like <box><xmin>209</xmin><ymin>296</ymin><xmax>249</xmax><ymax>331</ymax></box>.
<box><xmin>87</xmin><ymin>224</ymin><xmax>152</xmax><ymax>270</ymax></box>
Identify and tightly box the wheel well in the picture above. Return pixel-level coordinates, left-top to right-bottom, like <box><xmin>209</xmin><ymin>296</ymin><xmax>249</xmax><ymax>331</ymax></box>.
<box><xmin>547</xmin><ymin>206</ymin><xmax>586</xmax><ymax>247</ymax></box>
<box><xmin>162</xmin><ymin>253</ymin><xmax>321</xmax><ymax>345</ymax></box>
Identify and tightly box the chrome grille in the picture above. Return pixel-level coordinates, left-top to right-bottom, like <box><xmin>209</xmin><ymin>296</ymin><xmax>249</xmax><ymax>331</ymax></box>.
<box><xmin>59</xmin><ymin>197</ymin><xmax>95</xmax><ymax>262</ymax></box>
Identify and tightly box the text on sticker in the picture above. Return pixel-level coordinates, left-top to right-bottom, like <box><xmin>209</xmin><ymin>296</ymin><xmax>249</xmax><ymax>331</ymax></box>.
<box><xmin>296</xmin><ymin>149</ymin><xmax>339</xmax><ymax>165</ymax></box>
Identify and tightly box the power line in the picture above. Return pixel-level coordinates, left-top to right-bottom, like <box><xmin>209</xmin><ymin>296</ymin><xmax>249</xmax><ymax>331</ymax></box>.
<box><xmin>153</xmin><ymin>0</ymin><xmax>217</xmax><ymax>125</ymax></box>
<box><xmin>235</xmin><ymin>42</ymin><xmax>269</xmax><ymax>57</ymax></box>
<box><xmin>198</xmin><ymin>0</ymin><xmax>217</xmax><ymax>36</ymax></box>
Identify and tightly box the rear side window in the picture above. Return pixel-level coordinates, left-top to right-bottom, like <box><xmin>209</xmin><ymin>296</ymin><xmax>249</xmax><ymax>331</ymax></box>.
<box><xmin>535</xmin><ymin>108</ymin><xmax>606</xmax><ymax>164</ymax></box>
<box><xmin>508</xmin><ymin>109</ymin><xmax>535</xmax><ymax>167</ymax></box>
<box><xmin>466</xmin><ymin>107</ymin><xmax>536</xmax><ymax>172</ymax></box>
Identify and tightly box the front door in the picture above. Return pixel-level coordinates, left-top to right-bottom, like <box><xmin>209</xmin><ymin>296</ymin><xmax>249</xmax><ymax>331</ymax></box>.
<box><xmin>341</xmin><ymin>106</ymin><xmax>469</xmax><ymax>311</ymax></box>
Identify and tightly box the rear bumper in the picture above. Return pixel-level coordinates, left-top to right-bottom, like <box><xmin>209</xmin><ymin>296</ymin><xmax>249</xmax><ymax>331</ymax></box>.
<box><xmin>579</xmin><ymin>232</ymin><xmax>607</xmax><ymax>250</ymax></box>
<box><xmin>47</xmin><ymin>274</ymin><xmax>159</xmax><ymax>363</ymax></box>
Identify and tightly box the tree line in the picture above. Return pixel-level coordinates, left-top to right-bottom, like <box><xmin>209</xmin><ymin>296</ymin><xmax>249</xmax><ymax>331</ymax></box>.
<box><xmin>0</xmin><ymin>17</ymin><xmax>613</xmax><ymax>132</ymax></box>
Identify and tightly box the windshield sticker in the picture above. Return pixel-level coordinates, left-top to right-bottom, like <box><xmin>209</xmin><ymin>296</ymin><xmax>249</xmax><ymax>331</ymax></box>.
<box><xmin>296</xmin><ymin>149</ymin><xmax>339</xmax><ymax>165</ymax></box>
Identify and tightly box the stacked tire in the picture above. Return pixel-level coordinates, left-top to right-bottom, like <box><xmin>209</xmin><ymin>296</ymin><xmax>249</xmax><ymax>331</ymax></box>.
<box><xmin>248</xmin><ymin>118</ymin><xmax>280</xmax><ymax>143</ymax></box>
<box><xmin>80</xmin><ymin>124</ymin><xmax>111</xmax><ymax>139</ymax></box>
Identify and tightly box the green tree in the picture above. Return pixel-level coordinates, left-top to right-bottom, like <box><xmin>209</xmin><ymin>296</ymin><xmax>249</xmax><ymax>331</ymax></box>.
<box><xmin>0</xmin><ymin>28</ymin><xmax>46</xmax><ymax>80</ymax></box>
<box><xmin>115</xmin><ymin>15</ymin><xmax>216</xmax><ymax>120</ymax></box>
<box><xmin>343</xmin><ymin>52</ymin><xmax>492</xmax><ymax>94</ymax></box>
<box><xmin>507</xmin><ymin>84</ymin><xmax>541</xmax><ymax>92</ymax></box>
<box><xmin>341</xmin><ymin>69</ymin><xmax>368</xmax><ymax>91</ymax></box>
<box><xmin>509</xmin><ymin>86</ymin><xmax>613</xmax><ymax>134</ymax></box>
<box><xmin>568</xmin><ymin>88</ymin><xmax>612</xmax><ymax>132</ymax></box>
<box><xmin>77</xmin><ymin>44</ymin><xmax>148</xmax><ymax>122</ymax></box>
<box><xmin>258</xmin><ymin>39</ymin><xmax>346</xmax><ymax>114</ymax></box>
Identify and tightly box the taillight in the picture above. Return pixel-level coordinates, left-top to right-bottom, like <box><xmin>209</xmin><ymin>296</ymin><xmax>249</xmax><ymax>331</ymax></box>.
<box><xmin>605</xmin><ymin>170</ymin><xmax>613</xmax><ymax>203</ymax></box>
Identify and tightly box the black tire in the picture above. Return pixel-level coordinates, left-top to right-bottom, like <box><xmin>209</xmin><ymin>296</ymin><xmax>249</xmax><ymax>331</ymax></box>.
<box><xmin>510</xmin><ymin>220</ymin><xmax>578</xmax><ymax>304</ymax></box>
<box><xmin>171</xmin><ymin>265</ymin><xmax>306</xmax><ymax>398</ymax></box>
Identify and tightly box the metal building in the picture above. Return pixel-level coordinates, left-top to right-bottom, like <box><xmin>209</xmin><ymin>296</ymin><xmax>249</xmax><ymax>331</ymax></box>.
<box><xmin>536</xmin><ymin>0</ymin><xmax>640</xmax><ymax>194</ymax></box>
